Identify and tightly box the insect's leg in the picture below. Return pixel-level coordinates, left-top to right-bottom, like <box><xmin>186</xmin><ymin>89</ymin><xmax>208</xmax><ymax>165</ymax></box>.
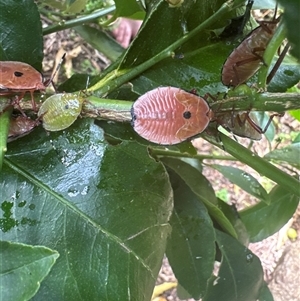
<box><xmin>267</xmin><ymin>43</ymin><xmax>290</xmax><ymax>84</ymax></box>
<box><xmin>260</xmin><ymin>112</ymin><xmax>284</xmax><ymax>133</ymax></box>
<box><xmin>29</xmin><ymin>90</ymin><xmax>37</xmax><ymax>111</ymax></box>
<box><xmin>11</xmin><ymin>94</ymin><xmax>27</xmax><ymax>117</ymax></box>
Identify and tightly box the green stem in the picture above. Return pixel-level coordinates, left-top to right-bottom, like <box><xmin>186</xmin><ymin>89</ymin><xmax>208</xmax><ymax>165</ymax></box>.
<box><xmin>0</xmin><ymin>107</ymin><xmax>13</xmax><ymax>170</ymax></box>
<box><xmin>204</xmin><ymin>132</ymin><xmax>300</xmax><ymax>197</ymax></box>
<box><xmin>151</xmin><ymin>148</ymin><xmax>235</xmax><ymax>161</ymax></box>
<box><xmin>257</xmin><ymin>20</ymin><xmax>286</xmax><ymax>88</ymax></box>
<box><xmin>88</xmin><ymin>0</ymin><xmax>244</xmax><ymax>95</ymax></box>
<box><xmin>43</xmin><ymin>6</ymin><xmax>116</xmax><ymax>35</ymax></box>
<box><xmin>18</xmin><ymin>90</ymin><xmax>300</xmax><ymax>121</ymax></box>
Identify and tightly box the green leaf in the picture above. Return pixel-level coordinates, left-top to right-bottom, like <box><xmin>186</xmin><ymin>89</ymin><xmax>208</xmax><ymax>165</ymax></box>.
<box><xmin>293</xmin><ymin>133</ymin><xmax>300</xmax><ymax>143</ymax></box>
<box><xmin>267</xmin><ymin>55</ymin><xmax>300</xmax><ymax>92</ymax></box>
<box><xmin>74</xmin><ymin>25</ymin><xmax>124</xmax><ymax>62</ymax></box>
<box><xmin>216</xmin><ymin>199</ymin><xmax>249</xmax><ymax>246</ymax></box>
<box><xmin>96</xmin><ymin>120</ymin><xmax>197</xmax><ymax>156</ymax></box>
<box><xmin>119</xmin><ymin>0</ymin><xmax>225</xmax><ymax>70</ymax></box>
<box><xmin>0</xmin><ymin>0</ymin><xmax>43</xmax><ymax>69</ymax></box>
<box><xmin>203</xmin><ymin>230</ymin><xmax>264</xmax><ymax>301</ymax></box>
<box><xmin>264</xmin><ymin>142</ymin><xmax>300</xmax><ymax>168</ymax></box>
<box><xmin>211</xmin><ymin>165</ymin><xmax>269</xmax><ymax>203</ymax></box>
<box><xmin>1</xmin><ymin>119</ymin><xmax>173</xmax><ymax>300</ymax></box>
<box><xmin>215</xmin><ymin>133</ymin><xmax>300</xmax><ymax>198</ymax></box>
<box><xmin>162</xmin><ymin>157</ymin><xmax>238</xmax><ymax>238</ymax></box>
<box><xmin>166</xmin><ymin>169</ymin><xmax>216</xmax><ymax>299</ymax></box>
<box><xmin>66</xmin><ymin>0</ymin><xmax>87</xmax><ymax>13</ymax></box>
<box><xmin>132</xmin><ymin>42</ymin><xmax>228</xmax><ymax>95</ymax></box>
<box><xmin>113</xmin><ymin>0</ymin><xmax>145</xmax><ymax>19</ymax></box>
<box><xmin>240</xmin><ymin>185</ymin><xmax>299</xmax><ymax>242</ymax></box>
<box><xmin>0</xmin><ymin>241</ymin><xmax>59</xmax><ymax>301</ymax></box>
<box><xmin>278</xmin><ymin>0</ymin><xmax>300</xmax><ymax>60</ymax></box>
<box><xmin>58</xmin><ymin>74</ymin><xmax>94</xmax><ymax>92</ymax></box>
<box><xmin>289</xmin><ymin>110</ymin><xmax>300</xmax><ymax>122</ymax></box>
<box><xmin>258</xmin><ymin>283</ymin><xmax>274</xmax><ymax>301</ymax></box>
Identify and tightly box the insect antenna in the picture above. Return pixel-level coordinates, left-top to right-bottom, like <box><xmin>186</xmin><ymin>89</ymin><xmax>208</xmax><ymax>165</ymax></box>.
<box><xmin>44</xmin><ymin>52</ymin><xmax>66</xmax><ymax>91</ymax></box>
<box><xmin>267</xmin><ymin>43</ymin><xmax>290</xmax><ymax>84</ymax></box>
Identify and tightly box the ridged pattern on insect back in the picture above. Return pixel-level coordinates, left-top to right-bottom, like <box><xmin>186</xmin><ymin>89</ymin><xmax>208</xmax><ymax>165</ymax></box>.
<box><xmin>132</xmin><ymin>87</ymin><xmax>211</xmax><ymax>145</ymax></box>
<box><xmin>222</xmin><ymin>22</ymin><xmax>278</xmax><ymax>86</ymax></box>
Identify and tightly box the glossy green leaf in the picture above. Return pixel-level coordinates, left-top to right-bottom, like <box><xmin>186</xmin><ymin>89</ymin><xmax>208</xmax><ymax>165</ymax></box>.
<box><xmin>0</xmin><ymin>0</ymin><xmax>43</xmax><ymax>69</ymax></box>
<box><xmin>132</xmin><ymin>43</ymin><xmax>228</xmax><ymax>95</ymax></box>
<box><xmin>58</xmin><ymin>74</ymin><xmax>94</xmax><ymax>92</ymax></box>
<box><xmin>264</xmin><ymin>142</ymin><xmax>300</xmax><ymax>168</ymax></box>
<box><xmin>278</xmin><ymin>0</ymin><xmax>300</xmax><ymax>60</ymax></box>
<box><xmin>96</xmin><ymin>120</ymin><xmax>197</xmax><ymax>156</ymax></box>
<box><xmin>211</xmin><ymin>165</ymin><xmax>269</xmax><ymax>202</ymax></box>
<box><xmin>0</xmin><ymin>241</ymin><xmax>59</xmax><ymax>301</ymax></box>
<box><xmin>1</xmin><ymin>119</ymin><xmax>173</xmax><ymax>300</ymax></box>
<box><xmin>119</xmin><ymin>0</ymin><xmax>225</xmax><ymax>71</ymax></box>
<box><xmin>74</xmin><ymin>25</ymin><xmax>124</xmax><ymax>62</ymax></box>
<box><xmin>240</xmin><ymin>185</ymin><xmax>299</xmax><ymax>242</ymax></box>
<box><xmin>203</xmin><ymin>230</ymin><xmax>264</xmax><ymax>301</ymax></box>
<box><xmin>166</xmin><ymin>169</ymin><xmax>216</xmax><ymax>299</ymax></box>
<box><xmin>162</xmin><ymin>157</ymin><xmax>237</xmax><ymax>238</ymax></box>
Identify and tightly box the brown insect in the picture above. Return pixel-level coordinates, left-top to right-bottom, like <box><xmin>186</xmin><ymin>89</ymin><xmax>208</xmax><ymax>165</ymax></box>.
<box><xmin>0</xmin><ymin>53</ymin><xmax>65</xmax><ymax>111</ymax></box>
<box><xmin>131</xmin><ymin>87</ymin><xmax>214</xmax><ymax>145</ymax></box>
<box><xmin>217</xmin><ymin>110</ymin><xmax>283</xmax><ymax>140</ymax></box>
<box><xmin>8</xmin><ymin>116</ymin><xmax>40</xmax><ymax>142</ymax></box>
<box><xmin>222</xmin><ymin>10</ymin><xmax>280</xmax><ymax>86</ymax></box>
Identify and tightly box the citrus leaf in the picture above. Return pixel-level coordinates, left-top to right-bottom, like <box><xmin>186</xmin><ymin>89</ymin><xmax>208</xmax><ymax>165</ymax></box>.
<box><xmin>211</xmin><ymin>165</ymin><xmax>269</xmax><ymax>202</ymax></box>
<box><xmin>264</xmin><ymin>142</ymin><xmax>300</xmax><ymax>168</ymax></box>
<box><xmin>0</xmin><ymin>241</ymin><xmax>59</xmax><ymax>301</ymax></box>
<box><xmin>203</xmin><ymin>230</ymin><xmax>264</xmax><ymax>301</ymax></box>
<box><xmin>166</xmin><ymin>169</ymin><xmax>216</xmax><ymax>299</ymax></box>
<box><xmin>162</xmin><ymin>157</ymin><xmax>237</xmax><ymax>238</ymax></box>
<box><xmin>0</xmin><ymin>0</ymin><xmax>43</xmax><ymax>69</ymax></box>
<box><xmin>1</xmin><ymin>119</ymin><xmax>173</xmax><ymax>300</ymax></box>
<box><xmin>240</xmin><ymin>185</ymin><xmax>299</xmax><ymax>242</ymax></box>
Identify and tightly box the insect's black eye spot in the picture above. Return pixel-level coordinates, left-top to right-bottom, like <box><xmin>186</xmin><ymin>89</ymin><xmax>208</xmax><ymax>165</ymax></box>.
<box><xmin>14</xmin><ymin>71</ymin><xmax>24</xmax><ymax>77</ymax></box>
<box><xmin>183</xmin><ymin>111</ymin><xmax>191</xmax><ymax>119</ymax></box>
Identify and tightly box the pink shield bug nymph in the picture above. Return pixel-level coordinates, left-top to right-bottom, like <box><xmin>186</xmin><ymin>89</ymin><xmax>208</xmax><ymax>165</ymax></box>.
<box><xmin>131</xmin><ymin>87</ymin><xmax>214</xmax><ymax>145</ymax></box>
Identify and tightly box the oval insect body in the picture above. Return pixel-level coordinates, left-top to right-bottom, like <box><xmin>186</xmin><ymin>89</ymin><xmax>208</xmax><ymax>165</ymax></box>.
<box><xmin>222</xmin><ymin>20</ymin><xmax>279</xmax><ymax>86</ymax></box>
<box><xmin>131</xmin><ymin>87</ymin><xmax>213</xmax><ymax>145</ymax></box>
<box><xmin>0</xmin><ymin>61</ymin><xmax>45</xmax><ymax>92</ymax></box>
<box><xmin>38</xmin><ymin>93</ymin><xmax>84</xmax><ymax>131</ymax></box>
<box><xmin>0</xmin><ymin>54</ymin><xmax>65</xmax><ymax>111</ymax></box>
